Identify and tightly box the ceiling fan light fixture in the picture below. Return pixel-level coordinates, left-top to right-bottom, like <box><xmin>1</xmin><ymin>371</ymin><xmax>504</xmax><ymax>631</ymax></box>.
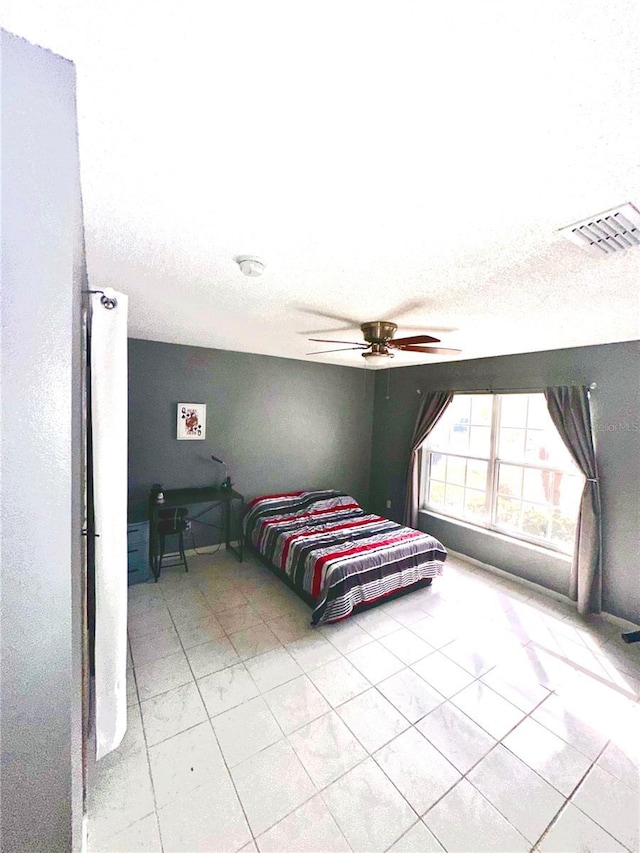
<box><xmin>362</xmin><ymin>349</ymin><xmax>393</xmax><ymax>362</ymax></box>
<box><xmin>235</xmin><ymin>255</ymin><xmax>265</xmax><ymax>277</ymax></box>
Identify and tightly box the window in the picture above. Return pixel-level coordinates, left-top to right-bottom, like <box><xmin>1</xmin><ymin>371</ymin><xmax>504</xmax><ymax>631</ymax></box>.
<box><xmin>421</xmin><ymin>393</ymin><xmax>584</xmax><ymax>553</ymax></box>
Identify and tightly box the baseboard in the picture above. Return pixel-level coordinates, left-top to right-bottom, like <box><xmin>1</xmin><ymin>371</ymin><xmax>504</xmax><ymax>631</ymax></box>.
<box><xmin>447</xmin><ymin>549</ymin><xmax>639</xmax><ymax>631</ymax></box>
<box><xmin>446</xmin><ymin>549</ymin><xmax>571</xmax><ymax>604</ymax></box>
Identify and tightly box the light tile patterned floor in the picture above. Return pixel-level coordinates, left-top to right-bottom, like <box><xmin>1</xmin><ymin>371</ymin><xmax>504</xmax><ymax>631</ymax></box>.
<box><xmin>88</xmin><ymin>550</ymin><xmax>640</xmax><ymax>852</ymax></box>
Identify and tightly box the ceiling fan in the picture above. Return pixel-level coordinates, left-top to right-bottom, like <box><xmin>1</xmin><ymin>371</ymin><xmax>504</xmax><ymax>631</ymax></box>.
<box><xmin>308</xmin><ymin>321</ymin><xmax>461</xmax><ymax>362</ymax></box>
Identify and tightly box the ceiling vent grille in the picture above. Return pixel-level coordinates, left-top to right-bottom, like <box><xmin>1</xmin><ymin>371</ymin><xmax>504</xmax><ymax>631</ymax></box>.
<box><xmin>559</xmin><ymin>202</ymin><xmax>640</xmax><ymax>255</ymax></box>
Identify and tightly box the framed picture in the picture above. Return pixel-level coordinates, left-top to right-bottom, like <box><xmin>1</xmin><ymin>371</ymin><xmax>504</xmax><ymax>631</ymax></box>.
<box><xmin>177</xmin><ymin>403</ymin><xmax>206</xmax><ymax>440</ymax></box>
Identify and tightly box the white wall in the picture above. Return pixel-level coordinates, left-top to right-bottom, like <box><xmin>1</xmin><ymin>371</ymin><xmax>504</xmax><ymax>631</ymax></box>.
<box><xmin>0</xmin><ymin>30</ymin><xmax>84</xmax><ymax>852</ymax></box>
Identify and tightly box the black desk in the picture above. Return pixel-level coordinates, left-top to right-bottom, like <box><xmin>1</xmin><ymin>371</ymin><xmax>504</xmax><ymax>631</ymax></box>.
<box><xmin>149</xmin><ymin>486</ymin><xmax>244</xmax><ymax>581</ymax></box>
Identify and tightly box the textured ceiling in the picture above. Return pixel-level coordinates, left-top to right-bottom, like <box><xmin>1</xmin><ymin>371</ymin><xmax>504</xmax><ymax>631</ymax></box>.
<box><xmin>3</xmin><ymin>1</ymin><xmax>640</xmax><ymax>368</ymax></box>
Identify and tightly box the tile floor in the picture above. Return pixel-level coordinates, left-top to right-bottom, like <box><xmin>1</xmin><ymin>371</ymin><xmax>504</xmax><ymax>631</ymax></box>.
<box><xmin>88</xmin><ymin>549</ymin><xmax>640</xmax><ymax>852</ymax></box>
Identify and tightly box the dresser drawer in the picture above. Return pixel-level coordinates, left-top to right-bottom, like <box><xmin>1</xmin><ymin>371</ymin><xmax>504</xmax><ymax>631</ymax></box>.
<box><xmin>127</xmin><ymin>523</ymin><xmax>149</xmax><ymax>547</ymax></box>
<box><xmin>127</xmin><ymin>521</ymin><xmax>150</xmax><ymax>585</ymax></box>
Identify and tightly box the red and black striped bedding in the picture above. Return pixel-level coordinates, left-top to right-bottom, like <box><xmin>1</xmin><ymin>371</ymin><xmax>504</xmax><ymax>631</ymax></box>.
<box><xmin>243</xmin><ymin>490</ymin><xmax>447</xmax><ymax>625</ymax></box>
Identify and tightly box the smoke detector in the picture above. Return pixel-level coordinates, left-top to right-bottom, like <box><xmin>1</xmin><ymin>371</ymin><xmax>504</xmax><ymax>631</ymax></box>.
<box><xmin>559</xmin><ymin>203</ymin><xmax>640</xmax><ymax>255</ymax></box>
<box><xmin>236</xmin><ymin>255</ymin><xmax>265</xmax><ymax>277</ymax></box>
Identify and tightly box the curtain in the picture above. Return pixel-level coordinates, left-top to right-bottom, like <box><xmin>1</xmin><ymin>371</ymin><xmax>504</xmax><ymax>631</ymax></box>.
<box><xmin>403</xmin><ymin>391</ymin><xmax>453</xmax><ymax>528</ymax></box>
<box><xmin>544</xmin><ymin>386</ymin><xmax>602</xmax><ymax>615</ymax></box>
<box><xmin>91</xmin><ymin>289</ymin><xmax>129</xmax><ymax>759</ymax></box>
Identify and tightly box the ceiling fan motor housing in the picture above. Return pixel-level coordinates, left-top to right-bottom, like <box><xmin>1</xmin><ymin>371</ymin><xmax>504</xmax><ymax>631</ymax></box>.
<box><xmin>360</xmin><ymin>321</ymin><xmax>397</xmax><ymax>342</ymax></box>
<box><xmin>362</xmin><ymin>342</ymin><xmax>394</xmax><ymax>359</ymax></box>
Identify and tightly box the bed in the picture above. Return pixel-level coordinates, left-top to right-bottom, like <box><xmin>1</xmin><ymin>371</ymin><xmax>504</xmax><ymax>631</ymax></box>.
<box><xmin>243</xmin><ymin>490</ymin><xmax>447</xmax><ymax>626</ymax></box>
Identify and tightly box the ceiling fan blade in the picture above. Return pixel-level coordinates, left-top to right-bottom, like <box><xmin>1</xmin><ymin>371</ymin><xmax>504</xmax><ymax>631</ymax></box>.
<box><xmin>390</xmin><ymin>334</ymin><xmax>441</xmax><ymax>346</ymax></box>
<box><xmin>386</xmin><ymin>299</ymin><xmax>430</xmax><ymax>320</ymax></box>
<box><xmin>307</xmin><ymin>346</ymin><xmax>370</xmax><ymax>355</ymax></box>
<box><xmin>295</xmin><ymin>306</ymin><xmax>361</xmax><ymax>326</ymax></box>
<box><xmin>385</xmin><ymin>300</ymin><xmax>458</xmax><ymax>332</ymax></box>
<box><xmin>308</xmin><ymin>338</ymin><xmax>366</xmax><ymax>346</ymax></box>
<box><xmin>396</xmin><ymin>345</ymin><xmax>462</xmax><ymax>355</ymax></box>
<box><xmin>299</xmin><ymin>326</ymin><xmax>358</xmax><ymax>335</ymax></box>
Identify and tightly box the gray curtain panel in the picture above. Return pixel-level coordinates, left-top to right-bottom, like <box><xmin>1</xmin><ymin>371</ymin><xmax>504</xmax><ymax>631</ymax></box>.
<box><xmin>403</xmin><ymin>391</ymin><xmax>453</xmax><ymax>528</ymax></box>
<box><xmin>544</xmin><ymin>386</ymin><xmax>602</xmax><ymax>614</ymax></box>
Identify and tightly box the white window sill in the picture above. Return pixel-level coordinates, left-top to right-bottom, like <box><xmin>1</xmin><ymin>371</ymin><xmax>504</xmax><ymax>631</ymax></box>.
<box><xmin>418</xmin><ymin>508</ymin><xmax>573</xmax><ymax>564</ymax></box>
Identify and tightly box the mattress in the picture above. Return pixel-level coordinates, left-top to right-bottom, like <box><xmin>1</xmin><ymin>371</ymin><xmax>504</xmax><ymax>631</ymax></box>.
<box><xmin>244</xmin><ymin>490</ymin><xmax>447</xmax><ymax>625</ymax></box>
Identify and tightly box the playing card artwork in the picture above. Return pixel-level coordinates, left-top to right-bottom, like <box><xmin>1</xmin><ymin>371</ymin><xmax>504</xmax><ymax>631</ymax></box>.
<box><xmin>177</xmin><ymin>403</ymin><xmax>206</xmax><ymax>440</ymax></box>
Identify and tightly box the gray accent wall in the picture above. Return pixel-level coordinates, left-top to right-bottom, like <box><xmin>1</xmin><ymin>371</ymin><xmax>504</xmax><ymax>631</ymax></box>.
<box><xmin>1</xmin><ymin>31</ymin><xmax>84</xmax><ymax>852</ymax></box>
<box><xmin>128</xmin><ymin>340</ymin><xmax>374</xmax><ymax>545</ymax></box>
<box><xmin>370</xmin><ymin>341</ymin><xmax>640</xmax><ymax>623</ymax></box>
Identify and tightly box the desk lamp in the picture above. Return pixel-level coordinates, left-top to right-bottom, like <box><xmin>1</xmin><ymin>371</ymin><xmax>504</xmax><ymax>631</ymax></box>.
<box><xmin>211</xmin><ymin>455</ymin><xmax>232</xmax><ymax>490</ymax></box>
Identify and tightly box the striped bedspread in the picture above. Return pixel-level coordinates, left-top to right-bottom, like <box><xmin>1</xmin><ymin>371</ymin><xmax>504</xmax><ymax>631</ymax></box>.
<box><xmin>243</xmin><ymin>490</ymin><xmax>447</xmax><ymax>625</ymax></box>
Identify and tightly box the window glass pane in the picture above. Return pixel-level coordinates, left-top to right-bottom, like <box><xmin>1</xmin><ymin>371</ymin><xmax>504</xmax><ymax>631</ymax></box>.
<box><xmin>501</xmin><ymin>395</ymin><xmax>528</xmax><ymax>428</ymax></box>
<box><xmin>527</xmin><ymin>394</ymin><xmax>549</xmax><ymax>429</ymax></box>
<box><xmin>496</xmin><ymin>496</ymin><xmax>522</xmax><ymax>530</ymax></box>
<box><xmin>464</xmin><ymin>488</ymin><xmax>486</xmax><ymax>520</ymax></box>
<box><xmin>497</xmin><ymin>464</ymin><xmax>523</xmax><ymax>499</ymax></box>
<box><xmin>542</xmin><ymin>429</ymin><xmax>577</xmax><ymax>472</ymax></box>
<box><xmin>560</xmin><ymin>473</ymin><xmax>584</xmax><ymax>508</ymax></box>
<box><xmin>525</xmin><ymin>429</ymin><xmax>546</xmax><ymax>464</ymax></box>
<box><xmin>523</xmin><ymin>467</ymin><xmax>547</xmax><ymax>504</ymax></box>
<box><xmin>547</xmin><ymin>470</ymin><xmax>565</xmax><ymax>508</ymax></box>
<box><xmin>521</xmin><ymin>503</ymin><xmax>551</xmax><ymax>538</ymax></box>
<box><xmin>531</xmin><ymin>429</ymin><xmax>572</xmax><ymax>469</ymax></box>
<box><xmin>447</xmin><ymin>457</ymin><xmax>466</xmax><ymax>486</ymax></box>
<box><xmin>469</xmin><ymin>426</ymin><xmax>491</xmax><ymax>456</ymax></box>
<box><xmin>466</xmin><ymin>459</ymin><xmax>488</xmax><ymax>490</ymax></box>
<box><xmin>428</xmin><ymin>480</ymin><xmax>445</xmax><ymax>507</ymax></box>
<box><xmin>429</xmin><ymin>430</ymin><xmax>448</xmax><ymax>452</ymax></box>
<box><xmin>429</xmin><ymin>453</ymin><xmax>446</xmax><ymax>482</ymax></box>
<box><xmin>471</xmin><ymin>395</ymin><xmax>492</xmax><ymax>426</ymax></box>
<box><xmin>550</xmin><ymin>474</ymin><xmax>583</xmax><ymax>548</ymax></box>
<box><xmin>550</xmin><ymin>509</ymin><xmax>578</xmax><ymax>549</ymax></box>
<box><xmin>498</xmin><ymin>427</ymin><xmax>526</xmax><ymax>461</ymax></box>
<box><xmin>452</xmin><ymin>395</ymin><xmax>472</xmax><ymax>423</ymax></box>
<box><xmin>444</xmin><ymin>484</ymin><xmax>464</xmax><ymax>514</ymax></box>
<box><xmin>450</xmin><ymin>403</ymin><xmax>471</xmax><ymax>452</ymax></box>
<box><xmin>429</xmin><ymin>395</ymin><xmax>474</xmax><ymax>453</ymax></box>
<box><xmin>449</xmin><ymin>428</ymin><xmax>470</xmax><ymax>454</ymax></box>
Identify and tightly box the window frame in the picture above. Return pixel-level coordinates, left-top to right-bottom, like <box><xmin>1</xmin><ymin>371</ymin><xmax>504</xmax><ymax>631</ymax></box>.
<box><xmin>419</xmin><ymin>392</ymin><xmax>583</xmax><ymax>555</ymax></box>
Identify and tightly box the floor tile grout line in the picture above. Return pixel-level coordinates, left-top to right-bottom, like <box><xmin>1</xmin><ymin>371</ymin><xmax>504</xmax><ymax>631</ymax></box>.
<box><xmin>140</xmin><ymin>558</ymin><xmax>286</xmax><ymax>850</ymax></box>
<box><xmin>122</xmin><ymin>556</ymin><xmax>639</xmax><ymax>852</ymax></box>
<box><xmin>203</xmin><ymin>713</ymin><xmax>260</xmax><ymax>849</ymax></box>
<box><xmin>380</xmin><ymin>818</ymin><xmax>436</xmax><ymax>853</ymax></box>
<box><xmin>459</xmin><ymin>665</ymin><xmax>640</xmax><ymax>849</ymax></box>
<box><xmin>136</xmin><ymin>605</ymin><xmax>597</xmax><ymax>772</ymax></box>
<box><xmin>189</xmin><ymin>598</ymin><xmax>350</xmax><ymax>848</ymax></box>
<box><xmin>137</xmin><ymin>715</ymin><xmax>166</xmax><ymax>852</ymax></box>
<box><xmin>117</xmin><ymin>650</ymin><xmax>167</xmax><ymax>852</ymax></box>
<box><xmin>234</xmin><ymin>668</ymin><xmax>469</xmax><ymax>849</ymax></box>
<box><xmin>141</xmin><ymin>583</ymin><xmax>201</xmax><ymax>852</ymax></box>
<box><xmin>149</xmin><ymin>632</ymin><xmax>415</xmax><ymax>844</ymax></box>
<box><xmin>412</xmin><ymin>692</ymin><xmax>548</xmax><ymax>839</ymax></box>
<box><xmin>566</xmin><ymin>744</ymin><xmax>639</xmax><ymax>852</ymax></box>
<box><xmin>411</xmin><ymin>673</ymin><xmax>595</xmax><ymax>846</ymax></box>
<box><xmin>531</xmin><ymin>739</ymin><xmax>612</xmax><ymax>852</ymax></box>
<box><xmin>153</xmin><ymin>588</ymin><xmax>442</xmax><ymax>848</ymax></box>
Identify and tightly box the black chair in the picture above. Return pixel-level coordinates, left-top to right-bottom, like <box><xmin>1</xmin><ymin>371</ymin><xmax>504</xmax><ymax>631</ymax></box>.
<box><xmin>156</xmin><ymin>507</ymin><xmax>189</xmax><ymax>574</ymax></box>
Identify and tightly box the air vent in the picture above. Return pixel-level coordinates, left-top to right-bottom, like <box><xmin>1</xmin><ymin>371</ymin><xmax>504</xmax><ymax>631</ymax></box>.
<box><xmin>559</xmin><ymin>202</ymin><xmax>640</xmax><ymax>255</ymax></box>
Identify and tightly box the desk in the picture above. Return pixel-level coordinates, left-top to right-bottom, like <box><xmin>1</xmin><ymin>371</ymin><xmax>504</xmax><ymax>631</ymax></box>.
<box><xmin>149</xmin><ymin>486</ymin><xmax>244</xmax><ymax>581</ymax></box>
